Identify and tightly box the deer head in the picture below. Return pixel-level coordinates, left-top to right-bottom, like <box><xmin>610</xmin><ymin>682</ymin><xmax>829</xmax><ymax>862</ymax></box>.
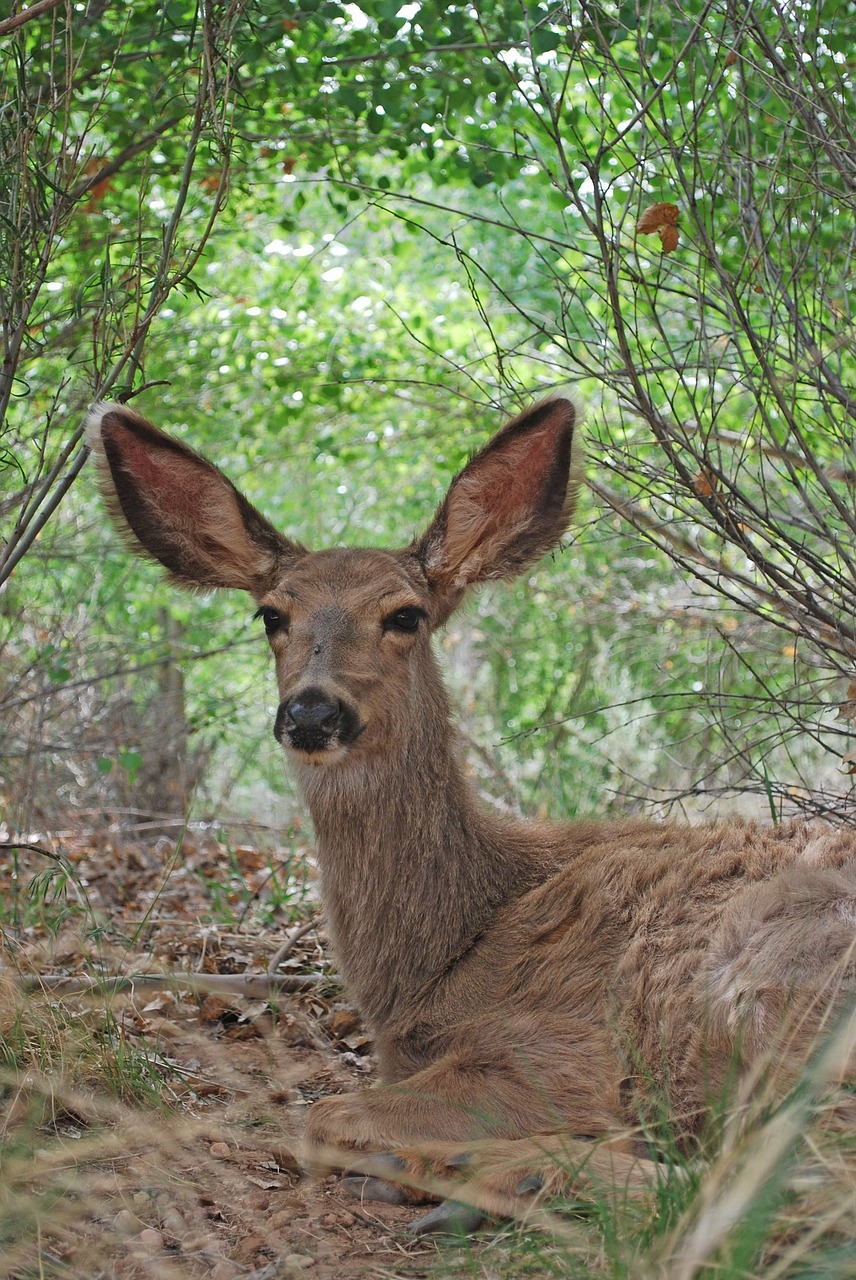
<box><xmin>86</xmin><ymin>397</ymin><xmax>580</xmax><ymax>771</ymax></box>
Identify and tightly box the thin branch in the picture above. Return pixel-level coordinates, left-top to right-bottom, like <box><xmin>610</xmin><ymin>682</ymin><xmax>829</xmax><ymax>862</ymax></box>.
<box><xmin>22</xmin><ymin>970</ymin><xmax>325</xmax><ymax>998</ymax></box>
<box><xmin>0</xmin><ymin>0</ymin><xmax>63</xmax><ymax>40</ymax></box>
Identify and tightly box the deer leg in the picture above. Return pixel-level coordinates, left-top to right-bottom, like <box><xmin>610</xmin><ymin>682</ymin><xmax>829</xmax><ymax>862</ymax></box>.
<box><xmin>306</xmin><ymin>1035</ymin><xmax>623</xmax><ymax>1157</ymax></box>
<box><xmin>303</xmin><ymin>1030</ymin><xmax>631</xmax><ymax>1218</ymax></box>
<box><xmin>338</xmin><ymin>1132</ymin><xmax>658</xmax><ymax>1233</ymax></box>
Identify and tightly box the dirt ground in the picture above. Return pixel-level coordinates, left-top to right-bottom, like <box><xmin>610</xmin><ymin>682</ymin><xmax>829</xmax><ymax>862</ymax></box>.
<box><xmin>0</xmin><ymin>829</ymin><xmax>506</xmax><ymax>1280</ymax></box>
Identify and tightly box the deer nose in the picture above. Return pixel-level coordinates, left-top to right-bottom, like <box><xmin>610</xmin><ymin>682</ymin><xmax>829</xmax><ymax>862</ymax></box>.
<box><xmin>274</xmin><ymin>687</ymin><xmax>363</xmax><ymax>754</ymax></box>
<box><xmin>286</xmin><ymin>696</ymin><xmax>342</xmax><ymax>734</ymax></box>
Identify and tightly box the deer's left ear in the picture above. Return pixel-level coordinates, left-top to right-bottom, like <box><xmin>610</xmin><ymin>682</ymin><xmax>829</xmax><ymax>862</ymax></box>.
<box><xmin>412</xmin><ymin>396</ymin><xmax>581</xmax><ymax>616</ymax></box>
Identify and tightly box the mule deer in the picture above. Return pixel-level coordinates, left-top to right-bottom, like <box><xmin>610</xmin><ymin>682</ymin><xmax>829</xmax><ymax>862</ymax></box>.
<box><xmin>87</xmin><ymin>396</ymin><xmax>856</xmax><ymax>1232</ymax></box>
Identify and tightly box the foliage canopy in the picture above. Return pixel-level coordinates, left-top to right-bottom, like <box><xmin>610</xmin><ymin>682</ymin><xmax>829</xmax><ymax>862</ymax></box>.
<box><xmin>1</xmin><ymin>0</ymin><xmax>855</xmax><ymax>826</ymax></box>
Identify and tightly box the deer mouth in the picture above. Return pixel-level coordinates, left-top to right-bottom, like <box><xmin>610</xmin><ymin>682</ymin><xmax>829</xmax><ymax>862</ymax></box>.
<box><xmin>274</xmin><ymin>690</ymin><xmax>363</xmax><ymax>760</ymax></box>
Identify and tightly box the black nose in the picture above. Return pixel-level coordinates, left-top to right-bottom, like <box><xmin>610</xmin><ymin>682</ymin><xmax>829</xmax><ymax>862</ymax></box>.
<box><xmin>286</xmin><ymin>697</ymin><xmax>341</xmax><ymax>733</ymax></box>
<box><xmin>274</xmin><ymin>688</ymin><xmax>348</xmax><ymax>754</ymax></box>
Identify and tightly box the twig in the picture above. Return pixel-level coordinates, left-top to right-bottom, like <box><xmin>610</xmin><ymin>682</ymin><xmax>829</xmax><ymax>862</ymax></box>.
<box><xmin>23</xmin><ymin>971</ymin><xmax>324</xmax><ymax>998</ymax></box>
<box><xmin>267</xmin><ymin>918</ymin><xmax>318</xmax><ymax>976</ymax></box>
<box><xmin>0</xmin><ymin>0</ymin><xmax>63</xmax><ymax>39</ymax></box>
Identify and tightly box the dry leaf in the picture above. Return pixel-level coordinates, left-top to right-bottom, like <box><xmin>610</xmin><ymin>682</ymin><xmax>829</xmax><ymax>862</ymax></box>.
<box><xmin>836</xmin><ymin>681</ymin><xmax>856</xmax><ymax>722</ymax></box>
<box><xmin>637</xmin><ymin>202</ymin><xmax>679</xmax><ymax>234</ymax></box>
<box><xmin>724</xmin><ymin>49</ymin><xmax>738</xmax><ymax>67</ymax></box>
<box><xmin>842</xmin><ymin>749</ymin><xmax>856</xmax><ymax>775</ymax></box>
<box><xmin>637</xmin><ymin>202</ymin><xmax>680</xmax><ymax>253</ymax></box>
<box><xmin>692</xmin><ymin>467</ymin><xmax>717</xmax><ymax>497</ymax></box>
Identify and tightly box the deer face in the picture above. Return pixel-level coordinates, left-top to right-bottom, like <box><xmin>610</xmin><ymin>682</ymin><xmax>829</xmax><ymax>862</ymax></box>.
<box><xmin>87</xmin><ymin>394</ymin><xmax>579</xmax><ymax>776</ymax></box>
<box><xmin>258</xmin><ymin>547</ymin><xmax>435</xmax><ymax>765</ymax></box>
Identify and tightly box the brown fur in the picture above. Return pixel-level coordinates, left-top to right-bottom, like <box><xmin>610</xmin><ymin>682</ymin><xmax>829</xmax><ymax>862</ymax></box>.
<box><xmin>86</xmin><ymin>396</ymin><xmax>856</xmax><ymax>1211</ymax></box>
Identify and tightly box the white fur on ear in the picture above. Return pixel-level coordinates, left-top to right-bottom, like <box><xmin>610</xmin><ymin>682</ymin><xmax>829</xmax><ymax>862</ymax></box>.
<box><xmin>84</xmin><ymin>400</ymin><xmax>126</xmax><ymax>454</ymax></box>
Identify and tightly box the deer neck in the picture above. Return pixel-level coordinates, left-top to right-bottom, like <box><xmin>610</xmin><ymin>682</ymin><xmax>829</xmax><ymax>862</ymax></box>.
<box><xmin>293</xmin><ymin>674</ymin><xmax>529</xmax><ymax>1031</ymax></box>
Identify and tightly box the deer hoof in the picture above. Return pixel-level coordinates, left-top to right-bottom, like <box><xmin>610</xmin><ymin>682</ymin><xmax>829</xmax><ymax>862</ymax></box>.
<box><xmin>515</xmin><ymin>1173</ymin><xmax>544</xmax><ymax>1195</ymax></box>
<box><xmin>408</xmin><ymin>1201</ymin><xmax>486</xmax><ymax>1236</ymax></box>
<box><xmin>444</xmin><ymin>1151</ymin><xmax>473</xmax><ymax>1171</ymax></box>
<box><xmin>341</xmin><ymin>1175</ymin><xmax>409</xmax><ymax>1206</ymax></box>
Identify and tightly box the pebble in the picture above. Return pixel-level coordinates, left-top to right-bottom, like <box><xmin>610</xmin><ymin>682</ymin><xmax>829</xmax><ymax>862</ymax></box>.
<box><xmin>138</xmin><ymin>1228</ymin><xmax>164</xmax><ymax>1251</ymax></box>
<box><xmin>113</xmin><ymin>1209</ymin><xmax>145</xmax><ymax>1236</ymax></box>
<box><xmin>209</xmin><ymin>1142</ymin><xmax>232</xmax><ymax>1159</ymax></box>
<box><xmin>234</xmin><ymin>1233</ymin><xmax>265</xmax><ymax>1262</ymax></box>
<box><xmin>180</xmin><ymin>1233</ymin><xmax>217</xmax><ymax>1253</ymax></box>
<box><xmin>161</xmin><ymin>1209</ymin><xmax>186</xmax><ymax>1236</ymax></box>
<box><xmin>283</xmin><ymin>1254</ymin><xmax>314</xmax><ymax>1270</ymax></box>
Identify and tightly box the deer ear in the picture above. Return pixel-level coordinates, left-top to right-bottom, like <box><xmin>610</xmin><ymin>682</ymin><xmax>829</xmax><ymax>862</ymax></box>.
<box><xmin>86</xmin><ymin>403</ymin><xmax>302</xmax><ymax>593</ymax></box>
<box><xmin>413</xmin><ymin>396</ymin><xmax>581</xmax><ymax>615</ymax></box>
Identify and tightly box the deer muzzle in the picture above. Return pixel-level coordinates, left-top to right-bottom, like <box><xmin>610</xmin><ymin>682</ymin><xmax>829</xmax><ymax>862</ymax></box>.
<box><xmin>274</xmin><ymin>687</ymin><xmax>363</xmax><ymax>755</ymax></box>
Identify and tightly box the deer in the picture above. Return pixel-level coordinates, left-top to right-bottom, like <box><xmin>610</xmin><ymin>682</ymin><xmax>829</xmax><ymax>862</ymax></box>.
<box><xmin>86</xmin><ymin>395</ymin><xmax>856</xmax><ymax>1234</ymax></box>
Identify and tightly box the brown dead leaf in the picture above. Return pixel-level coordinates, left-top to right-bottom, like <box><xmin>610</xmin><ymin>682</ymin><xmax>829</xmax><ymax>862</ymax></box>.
<box><xmin>842</xmin><ymin>749</ymin><xmax>856</xmax><ymax>775</ymax></box>
<box><xmin>199</xmin><ymin>995</ymin><xmax>238</xmax><ymax>1023</ymax></box>
<box><xmin>637</xmin><ymin>202</ymin><xmax>679</xmax><ymax>235</ymax></box>
<box><xmin>692</xmin><ymin>467</ymin><xmax>717</xmax><ymax>498</ymax></box>
<box><xmin>637</xmin><ymin>202</ymin><xmax>680</xmax><ymax>254</ymax></box>
<box><xmin>329</xmin><ymin>1009</ymin><xmax>360</xmax><ymax>1038</ymax></box>
<box><xmin>837</xmin><ymin>681</ymin><xmax>856</xmax><ymax>722</ymax></box>
<box><xmin>724</xmin><ymin>49</ymin><xmax>738</xmax><ymax>67</ymax></box>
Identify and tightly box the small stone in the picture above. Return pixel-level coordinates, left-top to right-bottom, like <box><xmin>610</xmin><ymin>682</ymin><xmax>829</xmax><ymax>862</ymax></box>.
<box><xmin>138</xmin><ymin>1227</ymin><xmax>164</xmax><ymax>1251</ymax></box>
<box><xmin>267</xmin><ymin>1208</ymin><xmax>294</xmax><ymax>1231</ymax></box>
<box><xmin>113</xmin><ymin>1209</ymin><xmax>145</xmax><ymax>1237</ymax></box>
<box><xmin>209</xmin><ymin>1142</ymin><xmax>232</xmax><ymax>1159</ymax></box>
<box><xmin>283</xmin><ymin>1255</ymin><xmax>314</xmax><ymax>1270</ymax></box>
<box><xmin>338</xmin><ymin>1211</ymin><xmax>355</xmax><ymax>1227</ymax></box>
<box><xmin>234</xmin><ymin>1234</ymin><xmax>264</xmax><ymax>1262</ymax></box>
<box><xmin>180</xmin><ymin>1234</ymin><xmax>216</xmax><ymax>1254</ymax></box>
<box><xmin>161</xmin><ymin>1209</ymin><xmax>185</xmax><ymax>1236</ymax></box>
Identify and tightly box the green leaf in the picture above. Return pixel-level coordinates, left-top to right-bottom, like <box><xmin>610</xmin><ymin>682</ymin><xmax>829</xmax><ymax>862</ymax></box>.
<box><xmin>532</xmin><ymin>27</ymin><xmax>562</xmax><ymax>55</ymax></box>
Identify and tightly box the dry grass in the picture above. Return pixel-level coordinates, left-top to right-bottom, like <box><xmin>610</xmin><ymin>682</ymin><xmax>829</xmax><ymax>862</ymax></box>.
<box><xmin>3</xmin><ymin>835</ymin><xmax>856</xmax><ymax>1279</ymax></box>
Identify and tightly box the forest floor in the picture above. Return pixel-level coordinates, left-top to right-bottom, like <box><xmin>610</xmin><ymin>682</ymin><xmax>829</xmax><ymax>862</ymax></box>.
<box><xmin>6</xmin><ymin>826</ymin><xmax>856</xmax><ymax>1280</ymax></box>
<box><xmin>1</xmin><ymin>828</ymin><xmax>547</xmax><ymax>1280</ymax></box>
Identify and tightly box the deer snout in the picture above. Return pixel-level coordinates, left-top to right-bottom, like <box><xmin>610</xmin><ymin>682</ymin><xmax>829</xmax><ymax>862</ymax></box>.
<box><xmin>274</xmin><ymin>687</ymin><xmax>362</xmax><ymax>755</ymax></box>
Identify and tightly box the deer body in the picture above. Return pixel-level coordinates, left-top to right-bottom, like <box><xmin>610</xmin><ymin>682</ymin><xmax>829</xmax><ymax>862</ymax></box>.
<box><xmin>87</xmin><ymin>396</ymin><xmax>856</xmax><ymax>1228</ymax></box>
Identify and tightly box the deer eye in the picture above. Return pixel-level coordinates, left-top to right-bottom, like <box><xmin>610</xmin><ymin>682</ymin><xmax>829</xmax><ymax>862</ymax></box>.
<box><xmin>254</xmin><ymin>606</ymin><xmax>284</xmax><ymax>636</ymax></box>
<box><xmin>384</xmin><ymin>606</ymin><xmax>425</xmax><ymax>634</ymax></box>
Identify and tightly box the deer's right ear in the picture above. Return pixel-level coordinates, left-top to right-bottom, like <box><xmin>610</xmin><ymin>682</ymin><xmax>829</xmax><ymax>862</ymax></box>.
<box><xmin>86</xmin><ymin>403</ymin><xmax>302</xmax><ymax>593</ymax></box>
